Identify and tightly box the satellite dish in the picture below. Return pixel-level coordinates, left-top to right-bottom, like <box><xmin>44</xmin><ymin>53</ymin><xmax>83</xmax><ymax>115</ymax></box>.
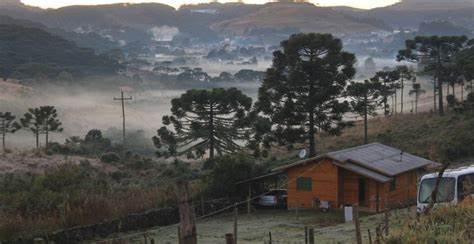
<box><xmin>299</xmin><ymin>149</ymin><xmax>307</xmax><ymax>159</ymax></box>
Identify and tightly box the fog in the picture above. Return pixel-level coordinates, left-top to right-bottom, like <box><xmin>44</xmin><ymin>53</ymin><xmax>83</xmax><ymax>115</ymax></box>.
<box><xmin>0</xmin><ymin>55</ymin><xmax>425</xmax><ymax>150</ymax></box>
<box><xmin>0</xmin><ymin>78</ymin><xmax>262</xmax><ymax>149</ymax></box>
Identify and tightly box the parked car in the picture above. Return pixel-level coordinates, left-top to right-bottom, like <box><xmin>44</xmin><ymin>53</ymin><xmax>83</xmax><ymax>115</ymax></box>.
<box><xmin>417</xmin><ymin>165</ymin><xmax>474</xmax><ymax>213</ymax></box>
<box><xmin>256</xmin><ymin>189</ymin><xmax>287</xmax><ymax>209</ymax></box>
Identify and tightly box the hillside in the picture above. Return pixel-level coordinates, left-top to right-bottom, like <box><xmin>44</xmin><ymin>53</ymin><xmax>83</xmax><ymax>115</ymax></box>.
<box><xmin>264</xmin><ymin>112</ymin><xmax>474</xmax><ymax>171</ymax></box>
<box><xmin>337</xmin><ymin>0</ymin><xmax>474</xmax><ymax>31</ymax></box>
<box><xmin>211</xmin><ymin>2</ymin><xmax>383</xmax><ymax>37</ymax></box>
<box><xmin>0</xmin><ymin>24</ymin><xmax>121</xmax><ymax>80</ymax></box>
<box><xmin>0</xmin><ymin>1</ymin><xmax>387</xmax><ymax>45</ymax></box>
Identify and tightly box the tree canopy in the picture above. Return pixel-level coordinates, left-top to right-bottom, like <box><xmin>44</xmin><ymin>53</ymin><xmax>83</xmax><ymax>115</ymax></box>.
<box><xmin>398</xmin><ymin>35</ymin><xmax>471</xmax><ymax>115</ymax></box>
<box><xmin>153</xmin><ymin>87</ymin><xmax>253</xmax><ymax>160</ymax></box>
<box><xmin>257</xmin><ymin>33</ymin><xmax>355</xmax><ymax>157</ymax></box>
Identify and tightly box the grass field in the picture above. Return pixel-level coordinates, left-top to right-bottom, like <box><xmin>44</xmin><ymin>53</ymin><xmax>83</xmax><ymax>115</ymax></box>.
<box><xmin>98</xmin><ymin>208</ymin><xmax>415</xmax><ymax>244</ymax></box>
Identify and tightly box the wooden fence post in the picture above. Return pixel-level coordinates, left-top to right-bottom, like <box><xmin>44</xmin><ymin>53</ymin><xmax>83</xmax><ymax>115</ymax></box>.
<box><xmin>353</xmin><ymin>205</ymin><xmax>362</xmax><ymax>244</ymax></box>
<box><xmin>177</xmin><ymin>181</ymin><xmax>197</xmax><ymax>244</ymax></box>
<box><xmin>368</xmin><ymin>229</ymin><xmax>373</xmax><ymax>244</ymax></box>
<box><xmin>225</xmin><ymin>233</ymin><xmax>235</xmax><ymax>244</ymax></box>
<box><xmin>200</xmin><ymin>195</ymin><xmax>205</xmax><ymax>216</ymax></box>
<box><xmin>178</xmin><ymin>225</ymin><xmax>182</xmax><ymax>244</ymax></box>
<box><xmin>234</xmin><ymin>203</ymin><xmax>238</xmax><ymax>244</ymax></box>
<box><xmin>384</xmin><ymin>210</ymin><xmax>390</xmax><ymax>236</ymax></box>
<box><xmin>304</xmin><ymin>226</ymin><xmax>308</xmax><ymax>244</ymax></box>
<box><xmin>295</xmin><ymin>202</ymin><xmax>299</xmax><ymax>219</ymax></box>
<box><xmin>247</xmin><ymin>184</ymin><xmax>251</xmax><ymax>214</ymax></box>
<box><xmin>308</xmin><ymin>228</ymin><xmax>315</xmax><ymax>244</ymax></box>
<box><xmin>375</xmin><ymin>225</ymin><xmax>381</xmax><ymax>244</ymax></box>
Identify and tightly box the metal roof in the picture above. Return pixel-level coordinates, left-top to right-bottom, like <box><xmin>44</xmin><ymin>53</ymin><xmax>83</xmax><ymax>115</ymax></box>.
<box><xmin>274</xmin><ymin>143</ymin><xmax>440</xmax><ymax>180</ymax></box>
<box><xmin>332</xmin><ymin>160</ymin><xmax>392</xmax><ymax>183</ymax></box>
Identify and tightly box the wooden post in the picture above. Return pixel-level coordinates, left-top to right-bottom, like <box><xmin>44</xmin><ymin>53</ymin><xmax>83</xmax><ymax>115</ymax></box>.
<box><xmin>353</xmin><ymin>205</ymin><xmax>362</xmax><ymax>244</ymax></box>
<box><xmin>178</xmin><ymin>225</ymin><xmax>182</xmax><ymax>244</ymax></box>
<box><xmin>308</xmin><ymin>228</ymin><xmax>315</xmax><ymax>244</ymax></box>
<box><xmin>384</xmin><ymin>211</ymin><xmax>389</xmax><ymax>236</ymax></box>
<box><xmin>368</xmin><ymin>229</ymin><xmax>373</xmax><ymax>244</ymax></box>
<box><xmin>375</xmin><ymin>225</ymin><xmax>381</xmax><ymax>244</ymax></box>
<box><xmin>375</xmin><ymin>183</ymin><xmax>380</xmax><ymax>213</ymax></box>
<box><xmin>225</xmin><ymin>233</ymin><xmax>234</xmax><ymax>244</ymax></box>
<box><xmin>200</xmin><ymin>194</ymin><xmax>205</xmax><ymax>216</ymax></box>
<box><xmin>234</xmin><ymin>203</ymin><xmax>238</xmax><ymax>244</ymax></box>
<box><xmin>268</xmin><ymin>231</ymin><xmax>272</xmax><ymax>244</ymax></box>
<box><xmin>305</xmin><ymin>226</ymin><xmax>308</xmax><ymax>244</ymax></box>
<box><xmin>177</xmin><ymin>181</ymin><xmax>197</xmax><ymax>244</ymax></box>
<box><xmin>247</xmin><ymin>184</ymin><xmax>251</xmax><ymax>214</ymax></box>
<box><xmin>295</xmin><ymin>201</ymin><xmax>299</xmax><ymax>219</ymax></box>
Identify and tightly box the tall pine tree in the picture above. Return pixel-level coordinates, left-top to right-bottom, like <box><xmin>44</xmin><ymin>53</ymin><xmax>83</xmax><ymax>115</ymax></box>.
<box><xmin>346</xmin><ymin>79</ymin><xmax>383</xmax><ymax>144</ymax></box>
<box><xmin>257</xmin><ymin>33</ymin><xmax>355</xmax><ymax>157</ymax></box>
<box><xmin>398</xmin><ymin>36</ymin><xmax>470</xmax><ymax>115</ymax></box>
<box><xmin>0</xmin><ymin>112</ymin><xmax>21</xmax><ymax>152</ymax></box>
<box><xmin>153</xmin><ymin>88</ymin><xmax>253</xmax><ymax>160</ymax></box>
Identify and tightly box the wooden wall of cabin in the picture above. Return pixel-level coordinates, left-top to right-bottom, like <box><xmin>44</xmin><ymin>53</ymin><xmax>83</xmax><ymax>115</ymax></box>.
<box><xmin>379</xmin><ymin>170</ymin><xmax>418</xmax><ymax>209</ymax></box>
<box><xmin>286</xmin><ymin>159</ymin><xmax>339</xmax><ymax>209</ymax></box>
<box><xmin>338</xmin><ymin>169</ymin><xmax>379</xmax><ymax>209</ymax></box>
<box><xmin>338</xmin><ymin>169</ymin><xmax>418</xmax><ymax>211</ymax></box>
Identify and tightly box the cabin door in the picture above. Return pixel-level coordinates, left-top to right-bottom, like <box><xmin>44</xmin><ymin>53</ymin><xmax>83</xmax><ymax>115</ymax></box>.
<box><xmin>358</xmin><ymin>178</ymin><xmax>366</xmax><ymax>205</ymax></box>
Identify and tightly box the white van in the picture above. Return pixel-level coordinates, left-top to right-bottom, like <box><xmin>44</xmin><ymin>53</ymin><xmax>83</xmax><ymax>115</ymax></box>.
<box><xmin>417</xmin><ymin>165</ymin><xmax>474</xmax><ymax>213</ymax></box>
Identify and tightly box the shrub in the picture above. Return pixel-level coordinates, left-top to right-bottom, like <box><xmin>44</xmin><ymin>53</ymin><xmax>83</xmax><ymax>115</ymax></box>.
<box><xmin>203</xmin><ymin>154</ymin><xmax>265</xmax><ymax>198</ymax></box>
<box><xmin>100</xmin><ymin>152</ymin><xmax>121</xmax><ymax>164</ymax></box>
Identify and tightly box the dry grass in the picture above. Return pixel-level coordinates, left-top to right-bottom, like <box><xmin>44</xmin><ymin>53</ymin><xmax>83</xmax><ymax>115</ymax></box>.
<box><xmin>0</xmin><ymin>186</ymin><xmax>175</xmax><ymax>241</ymax></box>
<box><xmin>386</xmin><ymin>199</ymin><xmax>474</xmax><ymax>243</ymax></box>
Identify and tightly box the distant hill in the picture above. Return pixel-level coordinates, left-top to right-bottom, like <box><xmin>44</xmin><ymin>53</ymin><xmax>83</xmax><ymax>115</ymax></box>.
<box><xmin>0</xmin><ymin>24</ymin><xmax>121</xmax><ymax>81</ymax></box>
<box><xmin>337</xmin><ymin>0</ymin><xmax>474</xmax><ymax>31</ymax></box>
<box><xmin>211</xmin><ymin>2</ymin><xmax>384</xmax><ymax>38</ymax></box>
<box><xmin>0</xmin><ymin>1</ymin><xmax>387</xmax><ymax>45</ymax></box>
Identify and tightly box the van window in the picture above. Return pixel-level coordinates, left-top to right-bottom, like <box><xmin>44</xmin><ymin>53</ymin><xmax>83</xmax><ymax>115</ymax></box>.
<box><xmin>458</xmin><ymin>173</ymin><xmax>474</xmax><ymax>201</ymax></box>
<box><xmin>419</xmin><ymin>177</ymin><xmax>455</xmax><ymax>203</ymax></box>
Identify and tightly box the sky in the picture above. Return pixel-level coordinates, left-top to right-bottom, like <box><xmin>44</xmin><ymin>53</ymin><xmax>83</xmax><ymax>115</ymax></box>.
<box><xmin>21</xmin><ymin>0</ymin><xmax>401</xmax><ymax>10</ymax></box>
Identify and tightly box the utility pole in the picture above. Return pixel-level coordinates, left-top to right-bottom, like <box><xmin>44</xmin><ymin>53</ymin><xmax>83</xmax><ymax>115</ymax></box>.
<box><xmin>114</xmin><ymin>89</ymin><xmax>132</xmax><ymax>145</ymax></box>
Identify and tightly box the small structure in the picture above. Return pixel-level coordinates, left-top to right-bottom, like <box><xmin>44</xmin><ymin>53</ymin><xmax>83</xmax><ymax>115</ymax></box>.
<box><xmin>274</xmin><ymin>143</ymin><xmax>440</xmax><ymax>212</ymax></box>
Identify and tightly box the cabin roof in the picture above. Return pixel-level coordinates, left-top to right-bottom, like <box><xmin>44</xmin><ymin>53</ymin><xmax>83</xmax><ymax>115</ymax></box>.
<box><xmin>274</xmin><ymin>143</ymin><xmax>440</xmax><ymax>179</ymax></box>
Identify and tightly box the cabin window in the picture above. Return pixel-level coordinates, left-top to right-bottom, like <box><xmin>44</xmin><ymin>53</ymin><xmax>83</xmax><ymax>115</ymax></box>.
<box><xmin>296</xmin><ymin>177</ymin><xmax>312</xmax><ymax>191</ymax></box>
<box><xmin>390</xmin><ymin>178</ymin><xmax>397</xmax><ymax>192</ymax></box>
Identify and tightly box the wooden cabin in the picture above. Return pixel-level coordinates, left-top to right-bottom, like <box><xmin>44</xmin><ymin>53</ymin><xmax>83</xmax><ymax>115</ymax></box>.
<box><xmin>274</xmin><ymin>143</ymin><xmax>440</xmax><ymax>212</ymax></box>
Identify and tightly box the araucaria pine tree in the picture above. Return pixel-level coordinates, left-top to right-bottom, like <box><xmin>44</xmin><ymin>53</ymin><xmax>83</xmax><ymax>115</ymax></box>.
<box><xmin>257</xmin><ymin>33</ymin><xmax>355</xmax><ymax>157</ymax></box>
<box><xmin>153</xmin><ymin>88</ymin><xmax>253</xmax><ymax>160</ymax></box>
<box><xmin>40</xmin><ymin>106</ymin><xmax>63</xmax><ymax>148</ymax></box>
<box><xmin>21</xmin><ymin>106</ymin><xmax>63</xmax><ymax>149</ymax></box>
<box><xmin>0</xmin><ymin>112</ymin><xmax>21</xmax><ymax>152</ymax></box>
<box><xmin>21</xmin><ymin>108</ymin><xmax>44</xmax><ymax>149</ymax></box>
<box><xmin>395</xmin><ymin>65</ymin><xmax>415</xmax><ymax>114</ymax></box>
<box><xmin>346</xmin><ymin>79</ymin><xmax>383</xmax><ymax>144</ymax></box>
<box><xmin>398</xmin><ymin>36</ymin><xmax>471</xmax><ymax>115</ymax></box>
<box><xmin>372</xmin><ymin>70</ymin><xmax>399</xmax><ymax>116</ymax></box>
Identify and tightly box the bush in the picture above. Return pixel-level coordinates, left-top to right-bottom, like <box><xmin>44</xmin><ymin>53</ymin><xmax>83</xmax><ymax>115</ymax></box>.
<box><xmin>100</xmin><ymin>152</ymin><xmax>121</xmax><ymax>164</ymax></box>
<box><xmin>203</xmin><ymin>154</ymin><xmax>265</xmax><ymax>198</ymax></box>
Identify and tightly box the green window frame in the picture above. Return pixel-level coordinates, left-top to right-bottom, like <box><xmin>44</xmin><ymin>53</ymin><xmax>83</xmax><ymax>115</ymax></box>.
<box><xmin>390</xmin><ymin>178</ymin><xmax>397</xmax><ymax>192</ymax></box>
<box><xmin>296</xmin><ymin>177</ymin><xmax>312</xmax><ymax>191</ymax></box>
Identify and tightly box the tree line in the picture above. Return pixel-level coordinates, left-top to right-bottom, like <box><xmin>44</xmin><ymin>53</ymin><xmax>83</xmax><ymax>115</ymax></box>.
<box><xmin>154</xmin><ymin>33</ymin><xmax>474</xmax><ymax>161</ymax></box>
<box><xmin>3</xmin><ymin>33</ymin><xmax>473</xmax><ymax>163</ymax></box>
<box><xmin>0</xmin><ymin>106</ymin><xmax>63</xmax><ymax>152</ymax></box>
